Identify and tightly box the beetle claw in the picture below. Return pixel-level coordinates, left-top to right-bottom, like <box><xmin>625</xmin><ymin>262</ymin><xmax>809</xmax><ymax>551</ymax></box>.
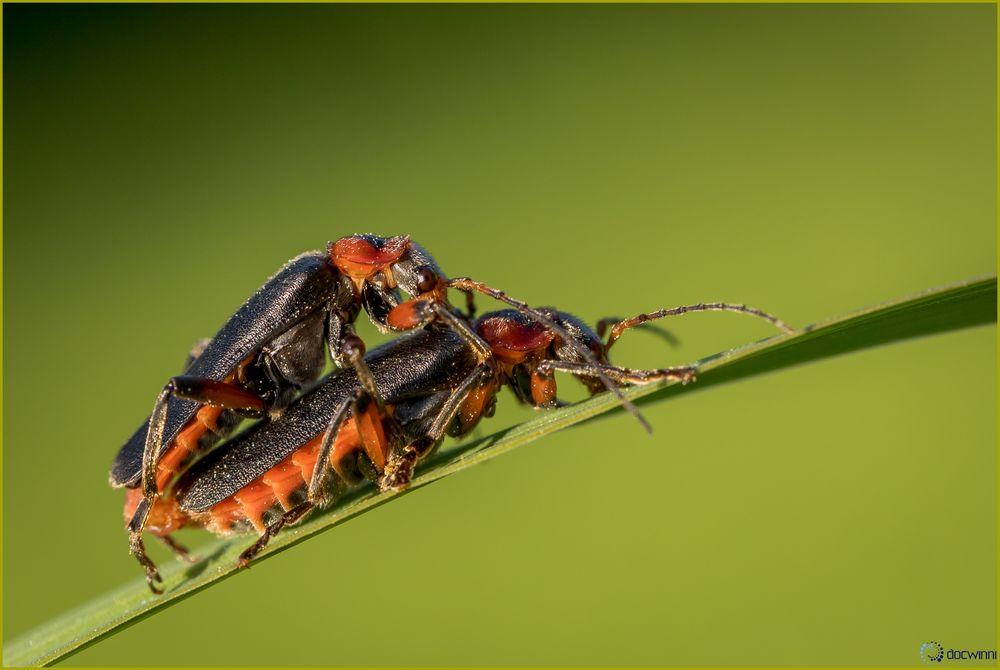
<box><xmin>145</xmin><ymin>567</ymin><xmax>163</xmax><ymax>594</ymax></box>
<box><xmin>379</xmin><ymin>447</ymin><xmax>420</xmax><ymax>492</ymax></box>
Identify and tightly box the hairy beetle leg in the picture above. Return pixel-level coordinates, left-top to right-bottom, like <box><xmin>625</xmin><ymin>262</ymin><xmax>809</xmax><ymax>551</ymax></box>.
<box><xmin>157</xmin><ymin>534</ymin><xmax>197</xmax><ymax>564</ymax></box>
<box><xmin>128</xmin><ymin>524</ymin><xmax>163</xmax><ymax>595</ymax></box>
<box><xmin>379</xmin><ymin>444</ymin><xmax>421</xmax><ymax>492</ymax></box>
<box><xmin>127</xmin><ymin>498</ymin><xmax>163</xmax><ymax>593</ymax></box>
<box><xmin>372</xmin><ymin>306</ymin><xmax>498</xmax><ymax>494</ymax></box>
<box><xmin>165</xmin><ymin>376</ymin><xmax>268</xmax><ymax>418</ymax></box>
<box><xmin>460</xmin><ymin>287</ymin><xmax>477</xmax><ymax>320</ymax></box>
<box><xmin>536</xmin><ymin>360</ymin><xmax>698</xmax><ymax>386</ymax></box>
<box><xmin>237</xmin><ymin>502</ymin><xmax>313</xmax><ymax>568</ymax></box>
<box><xmin>308</xmin><ymin>395</ymin><xmax>355</xmax><ymax>505</ymax></box>
<box><xmin>308</xmin><ymin>385</ymin><xmax>402</xmax><ymax>505</ymax></box>
<box><xmin>340</xmin><ymin>331</ymin><xmax>387</xmax><ymax>416</ymax></box>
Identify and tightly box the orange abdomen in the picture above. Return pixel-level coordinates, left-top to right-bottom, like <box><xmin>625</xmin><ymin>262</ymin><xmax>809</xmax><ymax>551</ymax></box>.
<box><xmin>196</xmin><ymin>416</ymin><xmax>366</xmax><ymax>535</ymax></box>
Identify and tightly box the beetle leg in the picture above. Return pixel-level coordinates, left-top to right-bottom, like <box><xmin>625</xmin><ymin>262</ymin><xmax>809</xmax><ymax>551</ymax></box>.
<box><xmin>536</xmin><ymin>359</ymin><xmax>698</xmax><ymax>386</ymax></box>
<box><xmin>128</xmin><ymin>389</ymin><xmax>173</xmax><ymax>589</ymax></box>
<box><xmin>529</xmin><ymin>367</ymin><xmax>558</xmax><ymax>408</ymax></box>
<box><xmin>350</xmin><ymin>389</ymin><xmax>398</xmax><ymax>473</ymax></box>
<box><xmin>327</xmin><ymin>313</ymin><xmax>388</xmax><ymax>416</ymax></box>
<box><xmin>158</xmin><ymin>534</ymin><xmax>197</xmax><ymax>564</ymax></box>
<box><xmin>340</xmin><ymin>329</ymin><xmax>386</xmax><ymax>415</ymax></box>
<box><xmin>420</xmin><ymin>303</ymin><xmax>498</xmax><ymax>440</ymax></box>
<box><xmin>431</xmin><ymin>301</ymin><xmax>493</xmax><ymax>360</ymax></box>
<box><xmin>127</xmin><ymin>500</ymin><xmax>163</xmax><ymax>594</ymax></box>
<box><xmin>339</xmin><ymin>290</ymin><xmax>494</xmax><ymax>492</ymax></box>
<box><xmin>307</xmin><ymin>395</ymin><xmax>354</xmax><ymax>505</ymax></box>
<box><xmin>426</xmin><ymin>364</ymin><xmax>496</xmax><ymax>443</ymax></box>
<box><xmin>378</xmin><ymin>441</ymin><xmax>425</xmax><ymax>492</ymax></box>
<box><xmin>344</xmin><ymin>302</ymin><xmax>496</xmax><ymax>494</ymax></box>
<box><xmin>377</xmin><ymin>304</ymin><xmax>499</xmax><ymax>492</ymax></box>
<box><xmin>309</xmin><ymin>384</ymin><xmax>411</xmax><ymax>499</ymax></box>
<box><xmin>237</xmin><ymin>502</ymin><xmax>313</xmax><ymax>568</ymax></box>
<box><xmin>461</xmin><ymin>287</ymin><xmax>477</xmax><ymax>320</ymax></box>
<box><xmin>384</xmin><ymin>297</ymin><xmax>436</xmax><ymax>331</ymax></box>
<box><xmin>164</xmin><ymin>376</ymin><xmax>268</xmax><ymax>418</ymax></box>
<box><xmin>378</xmin><ymin>364</ymin><xmax>496</xmax><ymax>492</ymax></box>
<box><xmin>332</xmin><ymin>327</ymin><xmax>402</xmax><ymax>484</ymax></box>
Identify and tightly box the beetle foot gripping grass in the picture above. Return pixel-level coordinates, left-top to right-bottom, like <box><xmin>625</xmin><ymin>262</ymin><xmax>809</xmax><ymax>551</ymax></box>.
<box><xmin>113</xmin><ymin>287</ymin><xmax>793</xmax><ymax>592</ymax></box>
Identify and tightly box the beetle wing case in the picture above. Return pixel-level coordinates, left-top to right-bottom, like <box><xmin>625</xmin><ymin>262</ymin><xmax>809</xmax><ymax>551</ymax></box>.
<box><xmin>110</xmin><ymin>251</ymin><xmax>339</xmax><ymax>488</ymax></box>
<box><xmin>176</xmin><ymin>326</ymin><xmax>476</xmax><ymax>512</ymax></box>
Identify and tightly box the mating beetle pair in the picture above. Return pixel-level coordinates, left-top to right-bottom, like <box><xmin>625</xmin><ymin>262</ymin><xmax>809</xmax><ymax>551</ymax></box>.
<box><xmin>109</xmin><ymin>234</ymin><xmax>641</xmax><ymax>590</ymax></box>
<box><xmin>109</xmin><ymin>234</ymin><xmax>794</xmax><ymax>592</ymax></box>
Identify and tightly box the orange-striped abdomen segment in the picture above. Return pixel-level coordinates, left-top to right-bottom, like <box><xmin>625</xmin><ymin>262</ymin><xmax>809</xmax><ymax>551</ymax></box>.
<box><xmin>154</xmin><ymin>405</ymin><xmax>225</xmax><ymax>491</ymax></box>
<box><xmin>124</xmin><ymin>488</ymin><xmax>190</xmax><ymax>537</ymax></box>
<box><xmin>198</xmin><ymin>414</ymin><xmax>370</xmax><ymax>535</ymax></box>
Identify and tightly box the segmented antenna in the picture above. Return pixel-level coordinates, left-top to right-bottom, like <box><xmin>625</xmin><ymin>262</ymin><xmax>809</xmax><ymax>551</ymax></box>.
<box><xmin>603</xmin><ymin>302</ymin><xmax>794</xmax><ymax>351</ymax></box>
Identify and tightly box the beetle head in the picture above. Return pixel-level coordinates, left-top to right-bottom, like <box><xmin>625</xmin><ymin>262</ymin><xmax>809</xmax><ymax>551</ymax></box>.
<box><xmin>474</xmin><ymin>308</ymin><xmax>611</xmax><ymax>397</ymax></box>
<box><xmin>389</xmin><ymin>240</ymin><xmax>447</xmax><ymax>300</ymax></box>
<box><xmin>328</xmin><ymin>234</ymin><xmax>411</xmax><ymax>285</ymax></box>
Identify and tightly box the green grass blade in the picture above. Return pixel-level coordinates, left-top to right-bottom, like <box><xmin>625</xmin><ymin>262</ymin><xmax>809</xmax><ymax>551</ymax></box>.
<box><xmin>4</xmin><ymin>274</ymin><xmax>995</xmax><ymax>667</ymax></box>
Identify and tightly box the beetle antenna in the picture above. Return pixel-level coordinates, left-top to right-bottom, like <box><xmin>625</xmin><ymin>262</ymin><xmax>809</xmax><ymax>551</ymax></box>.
<box><xmin>604</xmin><ymin>303</ymin><xmax>795</xmax><ymax>351</ymax></box>
<box><xmin>448</xmin><ymin>277</ymin><xmax>653</xmax><ymax>435</ymax></box>
<box><xmin>597</xmin><ymin>318</ymin><xmax>681</xmax><ymax>348</ymax></box>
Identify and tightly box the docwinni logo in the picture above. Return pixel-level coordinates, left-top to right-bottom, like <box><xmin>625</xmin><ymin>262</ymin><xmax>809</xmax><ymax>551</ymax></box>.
<box><xmin>921</xmin><ymin>641</ymin><xmax>945</xmax><ymax>664</ymax></box>
<box><xmin>920</xmin><ymin>641</ymin><xmax>997</xmax><ymax>664</ymax></box>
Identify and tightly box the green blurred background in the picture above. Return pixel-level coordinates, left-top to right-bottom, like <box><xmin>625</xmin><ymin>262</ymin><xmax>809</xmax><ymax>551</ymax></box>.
<box><xmin>3</xmin><ymin>4</ymin><xmax>996</xmax><ymax>666</ymax></box>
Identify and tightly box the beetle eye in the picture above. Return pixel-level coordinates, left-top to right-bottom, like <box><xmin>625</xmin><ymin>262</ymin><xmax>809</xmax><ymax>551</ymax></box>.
<box><xmin>415</xmin><ymin>266</ymin><xmax>437</xmax><ymax>293</ymax></box>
